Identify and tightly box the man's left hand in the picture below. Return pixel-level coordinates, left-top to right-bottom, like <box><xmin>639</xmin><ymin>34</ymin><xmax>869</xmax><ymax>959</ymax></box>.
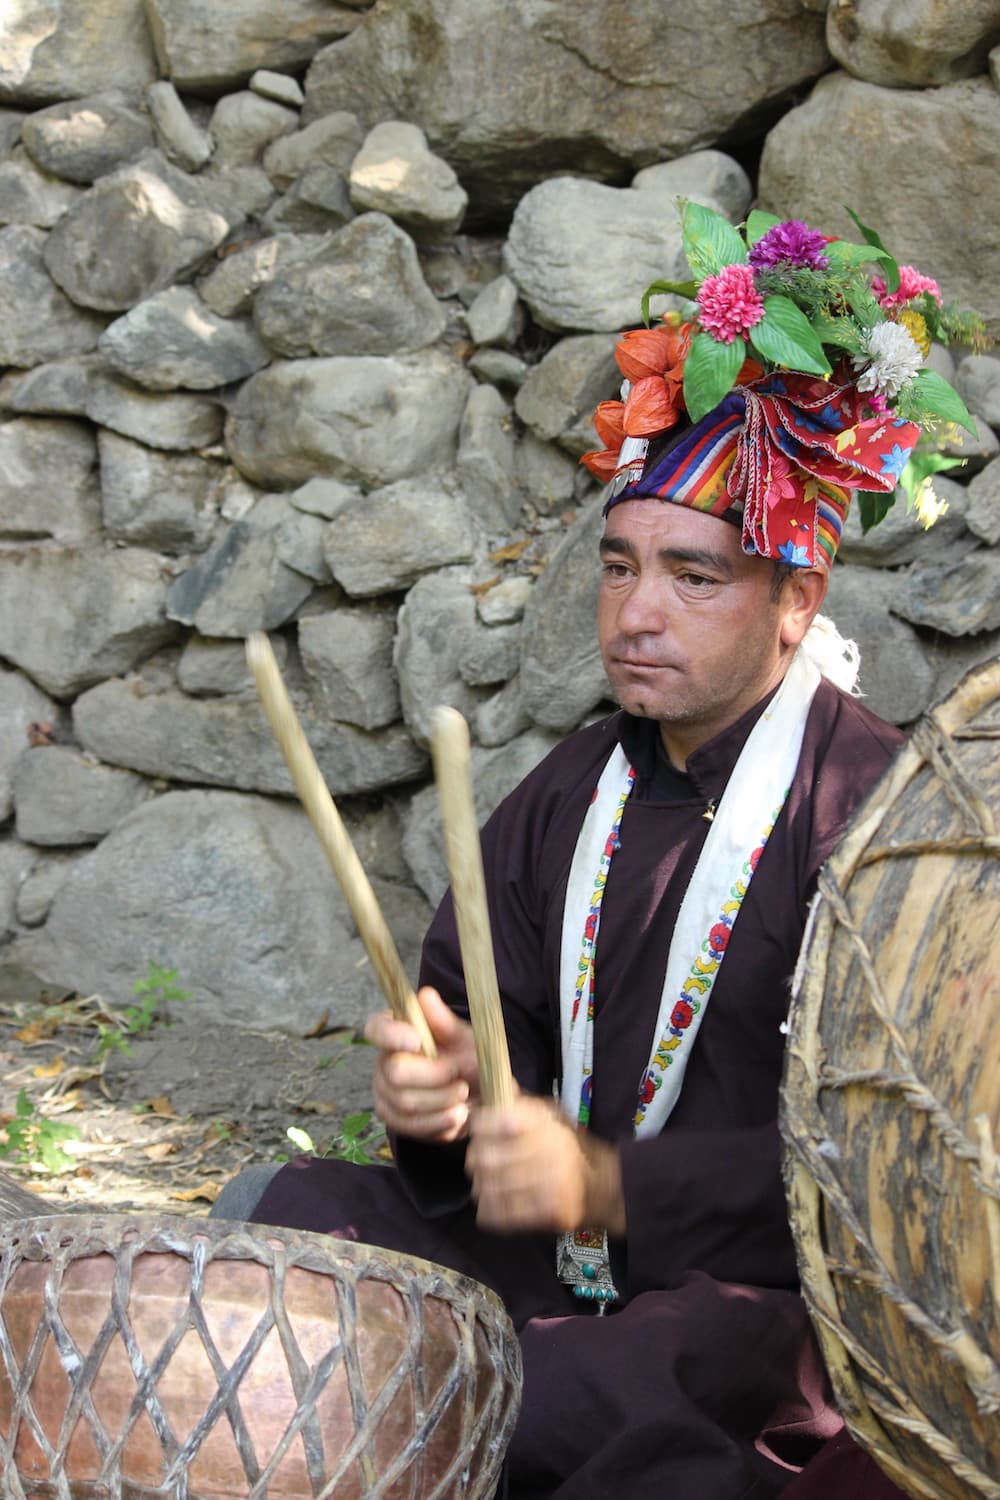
<box><xmin>465</xmin><ymin>1095</ymin><xmax>626</xmax><ymax>1236</ymax></box>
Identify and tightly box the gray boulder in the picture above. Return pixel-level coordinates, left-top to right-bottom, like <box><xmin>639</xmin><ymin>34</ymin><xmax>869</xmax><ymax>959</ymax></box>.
<box><xmin>0</xmin><ymin>669</ymin><xmax>62</xmax><ymax>824</ymax></box>
<box><xmin>474</xmin><ymin>675</ymin><xmax>532</xmax><ymax>749</ymax></box>
<box><xmin>145</xmin><ymin>82</ymin><xmax>214</xmax><ymax>172</ymax></box>
<box><xmin>0</xmin><ymin>1</ymin><xmax>157</xmax><ymax>106</ymax></box>
<box><xmin>303</xmin><ymin>0</ymin><xmax>828</xmax><ymax>214</ymax></box>
<box><xmin>0</xmin><ymin>225</ymin><xmax>105</xmax><ymax>369</ymax></box>
<box><xmin>16</xmin><ymin>852</ymin><xmax>82</xmax><ymax>928</ymax></box>
<box><xmin>955</xmin><ymin>355</ymin><xmax>1000</xmax><ymax>431</ymax></box>
<box><xmin>13</xmin><ymin>746</ymin><xmax>150</xmax><ymax>846</ymax></box>
<box><xmin>0</xmin><ymin>417</ymin><xmax>100</xmax><ymax>543</ymax></box>
<box><xmin>0</xmin><ymin>840</ymin><xmax>34</xmax><ymax>942</ymax></box>
<box><xmin>631</xmin><ymin>150</ymin><xmax>752</xmax><ymax>221</ymax></box>
<box><xmin>226</xmin><ymin>352</ymin><xmax>471</xmax><ymax>489</ymax></box>
<box><xmin>85</xmin><ymin>370</ymin><xmax>223</xmax><ymax>451</ymax></box>
<box><xmin>21</xmin><ymin>93</ymin><xmax>154</xmax><ymax>184</ymax></box>
<box><xmin>966</xmin><ymin>458</ymin><xmax>1000</xmax><ymax>546</ymax></box>
<box><xmin>514</xmin><ymin>334</ymin><xmax>618</xmax><ymax>449</ymax></box>
<box><xmin>758</xmin><ymin>73</ymin><xmax>1000</xmax><ymax>337</ymax></box>
<box><xmin>262</xmin><ymin>112</ymin><xmax>364</xmax><ymax>192</ymax></box>
<box><xmin>177</xmin><ymin>633</ymin><xmax>287</xmax><ymax>698</ymax></box>
<box><xmin>298</xmin><ymin>607</ymin><xmax>400</xmax><ymax>729</ymax></box>
<box><xmin>504</xmin><ymin>178</ymin><xmax>689</xmax><ymax>332</ymax></box>
<box><xmin>166</xmin><ymin>495</ymin><xmax>325</xmax><ymax>636</ymax></box>
<box><xmin>98</xmin><ymin>432</ymin><xmax>223</xmax><ymax>553</ymax></box>
<box><xmin>0</xmin><ymin>546</ymin><xmax>177</xmax><ymax>699</ymax></box>
<box><xmin>466</xmin><ymin>275</ymin><xmax>522</xmax><ymax>348</ymax></box>
<box><xmin>520</xmin><ymin>499</ymin><xmax>611</xmax><ymax>730</ymax></box>
<box><xmin>72</xmin><ymin>679</ymin><xmax>427</xmax><ymax>798</ymax></box>
<box><xmin>250</xmin><ymin>71</ymin><xmax>305</xmax><ymax>109</ymax></box>
<box><xmin>826</xmin><ymin>0</ymin><xmax>1000</xmax><ymax>87</ymax></box>
<box><xmin>402</xmin><ymin>728</ymin><xmax>559</xmax><ymax>905</ymax></box>
<box><xmin>23</xmin><ymin>789</ymin><xmax>387</xmax><ymax>1034</ymax></box>
<box><xmin>516</xmin><ymin>433</ymin><xmax>578</xmax><ymax>518</ymax></box>
<box><xmin>823</xmin><ymin>569</ymin><xmax>936</xmax><ymax>725</ymax></box>
<box><xmin>43</xmin><ymin>153</ymin><xmax>231</xmax><ymax>312</ymax></box>
<box><xmin>458</xmin><ymin>622</ymin><xmax>521</xmax><ymax>688</ymax></box>
<box><xmin>254</xmin><ymin>214</ymin><xmax>445</xmax><ymax>358</ymax></box>
<box><xmin>144</xmin><ymin>0</ymin><xmax>366</xmax><ymax>93</ymax></box>
<box><xmin>0</xmin><ymin>148</ymin><xmax>81</xmax><ymax>228</ymax></box>
<box><xmin>324</xmin><ymin>476</ymin><xmax>476</xmax><ymax>597</ymax></box>
<box><xmin>468</xmin><ymin>350</ymin><xmax>529</xmax><ymax>391</ymax></box>
<box><xmin>891</xmin><ymin>548</ymin><xmax>1000</xmax><ymax>637</ymax></box>
<box><xmin>197</xmin><ymin>234</ymin><xmax>316</xmax><ymax>318</ymax></box>
<box><xmin>260</xmin><ymin>165</ymin><xmax>354</xmax><ymax>234</ymax></box>
<box><xmin>349</xmin><ymin>121</ymin><xmax>467</xmax><ymax>239</ymax></box>
<box><xmin>0</xmin><ymin>112</ymin><xmax>23</xmax><ymax>155</ymax></box>
<box><xmin>0</xmin><ymin>355</ymin><xmax>102</xmax><ymax>418</ymax></box>
<box><xmin>476</xmin><ymin>574</ymin><xmax>533</xmax><ymax>626</ymax></box>
<box><xmin>208</xmin><ymin>91</ymin><xmax>299</xmax><ymax>169</ymax></box>
<box><xmin>394</xmin><ymin>569</ymin><xmax>485</xmax><ymax>747</ymax></box>
<box><xmin>99</xmin><ymin>287</ymin><xmax>271</xmax><ymax>391</ymax></box>
<box><xmin>456</xmin><ymin>384</ymin><xmax>520</xmax><ymax>531</ymax></box>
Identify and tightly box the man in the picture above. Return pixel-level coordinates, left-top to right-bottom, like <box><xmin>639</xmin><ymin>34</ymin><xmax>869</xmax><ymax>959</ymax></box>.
<box><xmin>231</xmin><ymin>217</ymin><xmax>974</xmax><ymax>1497</ymax></box>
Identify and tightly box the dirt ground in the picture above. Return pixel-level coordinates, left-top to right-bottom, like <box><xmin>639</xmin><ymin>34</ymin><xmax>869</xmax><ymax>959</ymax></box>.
<box><xmin>0</xmin><ymin>986</ymin><xmax>383</xmax><ymax>1220</ymax></box>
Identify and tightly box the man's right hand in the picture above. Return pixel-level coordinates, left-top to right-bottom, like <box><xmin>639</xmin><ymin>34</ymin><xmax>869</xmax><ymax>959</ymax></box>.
<box><xmin>365</xmin><ymin>986</ymin><xmax>479</xmax><ymax>1143</ymax></box>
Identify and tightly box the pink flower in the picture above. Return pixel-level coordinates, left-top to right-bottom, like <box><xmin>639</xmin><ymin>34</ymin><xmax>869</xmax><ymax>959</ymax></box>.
<box><xmin>871</xmin><ymin>264</ymin><xmax>942</xmax><ymax>311</ymax></box>
<box><xmin>698</xmin><ymin>263</ymin><xmax>765</xmax><ymax>344</ymax></box>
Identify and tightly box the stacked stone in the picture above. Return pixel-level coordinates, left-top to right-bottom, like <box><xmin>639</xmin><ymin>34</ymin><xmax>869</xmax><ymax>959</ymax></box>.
<box><xmin>0</xmin><ymin>0</ymin><xmax>998</xmax><ymax>1035</ymax></box>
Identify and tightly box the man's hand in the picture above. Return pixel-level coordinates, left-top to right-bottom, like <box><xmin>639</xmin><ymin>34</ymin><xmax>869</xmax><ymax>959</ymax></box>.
<box><xmin>465</xmin><ymin>1095</ymin><xmax>626</xmax><ymax>1236</ymax></box>
<box><xmin>366</xmin><ymin>986</ymin><xmax>479</xmax><ymax>1143</ymax></box>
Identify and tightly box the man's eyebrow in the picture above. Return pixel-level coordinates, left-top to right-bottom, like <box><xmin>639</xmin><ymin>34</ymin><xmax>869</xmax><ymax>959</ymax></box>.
<box><xmin>599</xmin><ymin>534</ymin><xmax>735</xmax><ymax>576</ymax></box>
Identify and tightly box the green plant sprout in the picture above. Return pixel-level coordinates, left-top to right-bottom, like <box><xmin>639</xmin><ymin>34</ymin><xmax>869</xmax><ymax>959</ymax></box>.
<box><xmin>0</xmin><ymin>1089</ymin><xmax>80</xmax><ymax>1175</ymax></box>
<box><xmin>285</xmin><ymin>1110</ymin><xmax>388</xmax><ymax>1167</ymax></box>
<box><xmin>94</xmin><ymin>963</ymin><xmax>192</xmax><ymax>1059</ymax></box>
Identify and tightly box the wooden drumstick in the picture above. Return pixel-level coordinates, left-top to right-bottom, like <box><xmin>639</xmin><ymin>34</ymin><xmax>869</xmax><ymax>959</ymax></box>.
<box><xmin>245</xmin><ymin>632</ymin><xmax>436</xmax><ymax>1058</ymax></box>
<box><xmin>430</xmin><ymin>706</ymin><xmax>515</xmax><ymax>1108</ymax></box>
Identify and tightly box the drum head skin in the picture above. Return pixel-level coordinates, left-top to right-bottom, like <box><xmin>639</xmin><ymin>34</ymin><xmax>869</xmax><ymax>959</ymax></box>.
<box><xmin>782</xmin><ymin>657</ymin><xmax>1000</xmax><ymax>1500</ymax></box>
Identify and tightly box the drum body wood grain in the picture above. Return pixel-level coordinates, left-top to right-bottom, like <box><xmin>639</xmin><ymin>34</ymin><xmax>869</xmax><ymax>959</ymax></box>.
<box><xmin>781</xmin><ymin>659</ymin><xmax>1000</xmax><ymax>1500</ymax></box>
<box><xmin>0</xmin><ymin>1214</ymin><xmax>521</xmax><ymax>1499</ymax></box>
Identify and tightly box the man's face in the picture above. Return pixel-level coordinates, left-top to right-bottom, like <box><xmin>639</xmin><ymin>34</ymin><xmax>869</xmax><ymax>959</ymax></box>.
<box><xmin>597</xmin><ymin>500</ymin><xmax>804</xmax><ymax>764</ymax></box>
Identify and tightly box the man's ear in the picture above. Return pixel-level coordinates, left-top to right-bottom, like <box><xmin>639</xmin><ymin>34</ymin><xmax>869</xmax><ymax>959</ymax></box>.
<box><xmin>779</xmin><ymin>568</ymin><xmax>828</xmax><ymax>649</ymax></box>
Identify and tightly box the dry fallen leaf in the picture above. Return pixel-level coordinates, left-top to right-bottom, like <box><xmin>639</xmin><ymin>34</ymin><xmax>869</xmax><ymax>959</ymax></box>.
<box><xmin>143</xmin><ymin>1142</ymin><xmax>179</xmax><ymax>1162</ymax></box>
<box><xmin>145</xmin><ymin>1096</ymin><xmax>178</xmax><ymax>1118</ymax></box>
<box><xmin>14</xmin><ymin>1019</ymin><xmax>58</xmax><ymax>1044</ymax></box>
<box><xmin>469</xmin><ymin>575</ymin><xmax>501</xmax><ymax>597</ymax></box>
<box><xmin>170</xmin><ymin>1182</ymin><xmax>221</xmax><ymax>1204</ymax></box>
<box><xmin>489</xmin><ymin>539</ymin><xmax>531</xmax><ymax>564</ymax></box>
<box><xmin>32</xmin><ymin>1057</ymin><xmax>65</xmax><ymax>1079</ymax></box>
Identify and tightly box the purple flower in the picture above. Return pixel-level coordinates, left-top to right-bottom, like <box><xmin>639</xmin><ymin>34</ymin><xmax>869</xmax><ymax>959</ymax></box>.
<box><xmin>748</xmin><ymin>220</ymin><xmax>830</xmax><ymax>272</ymax></box>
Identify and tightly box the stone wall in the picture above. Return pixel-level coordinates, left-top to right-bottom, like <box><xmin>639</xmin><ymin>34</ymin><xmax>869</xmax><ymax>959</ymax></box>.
<box><xmin>2</xmin><ymin>0</ymin><xmax>999</xmax><ymax>1035</ymax></box>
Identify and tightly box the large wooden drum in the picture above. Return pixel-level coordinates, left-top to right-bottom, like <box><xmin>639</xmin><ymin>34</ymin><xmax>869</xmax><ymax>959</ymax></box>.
<box><xmin>0</xmin><ymin>1214</ymin><xmax>522</xmax><ymax>1498</ymax></box>
<box><xmin>782</xmin><ymin>658</ymin><xmax>1000</xmax><ymax>1500</ymax></box>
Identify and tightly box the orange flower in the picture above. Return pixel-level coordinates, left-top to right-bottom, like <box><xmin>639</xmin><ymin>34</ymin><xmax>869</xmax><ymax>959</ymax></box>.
<box><xmin>623</xmin><ymin>374</ymin><xmax>684</xmax><ymax>437</ymax></box>
<box><xmin>615</xmin><ymin>321</ymin><xmax>692</xmax><ymax>387</ymax></box>
<box><xmin>580</xmin><ymin>445</ymin><xmax>623</xmax><ymax>481</ymax></box>
<box><xmin>592</xmin><ymin>401</ymin><xmax>626</xmax><ymax>450</ymax></box>
<box><xmin>736</xmin><ymin>356</ymin><xmax>764</xmax><ymax>386</ymax></box>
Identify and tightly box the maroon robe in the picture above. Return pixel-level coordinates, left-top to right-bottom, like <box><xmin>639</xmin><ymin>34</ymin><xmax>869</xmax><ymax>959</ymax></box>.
<box><xmin>255</xmin><ymin>678</ymin><xmax>908</xmax><ymax>1500</ymax></box>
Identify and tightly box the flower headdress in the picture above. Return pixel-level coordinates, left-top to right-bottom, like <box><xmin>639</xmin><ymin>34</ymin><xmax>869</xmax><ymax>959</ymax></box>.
<box><xmin>582</xmin><ymin>203</ymin><xmax>988</xmax><ymax>568</ymax></box>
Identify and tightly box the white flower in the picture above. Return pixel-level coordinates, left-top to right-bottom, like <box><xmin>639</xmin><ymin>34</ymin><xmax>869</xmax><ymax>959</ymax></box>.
<box><xmin>853</xmin><ymin>320</ymin><xmax>923</xmax><ymax>400</ymax></box>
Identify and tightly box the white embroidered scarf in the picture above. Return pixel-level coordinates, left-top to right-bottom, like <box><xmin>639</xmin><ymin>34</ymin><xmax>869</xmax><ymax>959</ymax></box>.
<box><xmin>558</xmin><ymin>647</ymin><xmax>821</xmax><ymax>1139</ymax></box>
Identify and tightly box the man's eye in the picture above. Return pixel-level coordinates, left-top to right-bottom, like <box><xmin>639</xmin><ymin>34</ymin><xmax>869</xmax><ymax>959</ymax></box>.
<box><xmin>601</xmin><ymin>562</ymin><xmax>630</xmax><ymax>578</ymax></box>
<box><xmin>680</xmin><ymin>572</ymin><xmax>713</xmax><ymax>588</ymax></box>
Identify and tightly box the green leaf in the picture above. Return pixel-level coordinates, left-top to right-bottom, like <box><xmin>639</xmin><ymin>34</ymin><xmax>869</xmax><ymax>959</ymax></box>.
<box><xmin>15</xmin><ymin>1089</ymin><xmax>33</xmax><ymax>1119</ymax></box>
<box><xmin>824</xmin><ymin>238</ymin><xmax>895</xmax><ymax>271</ymax></box>
<box><xmin>810</xmin><ymin>314</ymin><xmax>864</xmax><ymax>356</ymax></box>
<box><xmin>341</xmin><ymin>1111</ymin><xmax>372</xmax><ymax>1139</ymax></box>
<box><xmin>745</xmin><ymin>210</ymin><xmax>782</xmax><ymax>245</ymax></box>
<box><xmin>901</xmin><ymin>369</ymin><xmax>977</xmax><ymax>435</ymax></box>
<box><xmin>843</xmin><ymin>207</ymin><xmax>899</xmax><ymax>295</ymax></box>
<box><xmin>682</xmin><ymin>201</ymin><xmax>747</xmax><ymax>279</ymax></box>
<box><xmin>748</xmin><ymin>295</ymin><xmax>831</xmax><ymax>376</ymax></box>
<box><xmin>682</xmin><ymin>332</ymin><xmax>746</xmax><ymax>422</ymax></box>
<box><xmin>640</xmin><ymin>278</ymin><xmax>697</xmax><ymax>325</ymax></box>
<box><xmin>856</xmin><ymin>489</ymin><xmax>896</xmax><ymax>534</ymax></box>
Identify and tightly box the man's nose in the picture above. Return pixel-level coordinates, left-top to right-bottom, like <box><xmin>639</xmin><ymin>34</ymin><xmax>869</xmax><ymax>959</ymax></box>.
<box><xmin>616</xmin><ymin>573</ymin><xmax>666</xmax><ymax>635</ymax></box>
